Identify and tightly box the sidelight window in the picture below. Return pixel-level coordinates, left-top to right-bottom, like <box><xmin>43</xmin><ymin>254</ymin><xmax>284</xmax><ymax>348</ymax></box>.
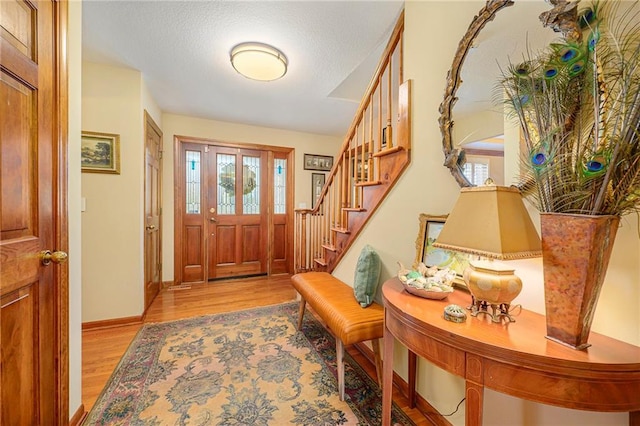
<box><xmin>274</xmin><ymin>158</ymin><xmax>286</xmax><ymax>214</ymax></box>
<box><xmin>185</xmin><ymin>150</ymin><xmax>201</xmax><ymax>214</ymax></box>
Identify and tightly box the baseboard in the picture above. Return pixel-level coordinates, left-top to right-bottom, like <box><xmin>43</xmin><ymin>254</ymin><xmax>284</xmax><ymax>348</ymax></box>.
<box><xmin>414</xmin><ymin>397</ymin><xmax>452</xmax><ymax>426</ymax></box>
<box><xmin>353</xmin><ymin>341</ymin><xmax>408</xmax><ymax>392</ymax></box>
<box><xmin>161</xmin><ymin>280</ymin><xmax>175</xmax><ymax>289</ymax></box>
<box><xmin>353</xmin><ymin>342</ymin><xmax>448</xmax><ymax>425</ymax></box>
<box><xmin>82</xmin><ymin>315</ymin><xmax>143</xmax><ymax>331</ymax></box>
<box><xmin>353</xmin><ymin>341</ymin><xmax>376</xmax><ymax>364</ymax></box>
<box><xmin>69</xmin><ymin>404</ymin><xmax>86</xmax><ymax>426</ymax></box>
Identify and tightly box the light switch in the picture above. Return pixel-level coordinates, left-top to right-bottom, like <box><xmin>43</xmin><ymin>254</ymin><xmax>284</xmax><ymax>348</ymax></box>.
<box><xmin>81</xmin><ymin>197</ymin><xmax>86</xmax><ymax>212</ymax></box>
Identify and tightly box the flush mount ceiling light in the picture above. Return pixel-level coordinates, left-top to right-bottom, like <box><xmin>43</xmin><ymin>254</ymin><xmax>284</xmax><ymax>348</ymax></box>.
<box><xmin>230</xmin><ymin>42</ymin><xmax>288</xmax><ymax>82</ymax></box>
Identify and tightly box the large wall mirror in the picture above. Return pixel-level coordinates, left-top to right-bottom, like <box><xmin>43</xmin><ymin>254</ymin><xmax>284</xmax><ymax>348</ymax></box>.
<box><xmin>439</xmin><ymin>0</ymin><xmax>563</xmax><ymax>187</ymax></box>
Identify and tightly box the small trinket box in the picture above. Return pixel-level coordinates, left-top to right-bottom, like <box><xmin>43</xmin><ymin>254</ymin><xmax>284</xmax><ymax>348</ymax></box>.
<box><xmin>444</xmin><ymin>304</ymin><xmax>467</xmax><ymax>323</ymax></box>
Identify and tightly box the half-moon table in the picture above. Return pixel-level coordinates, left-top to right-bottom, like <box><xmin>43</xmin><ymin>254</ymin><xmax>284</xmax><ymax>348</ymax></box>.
<box><xmin>381</xmin><ymin>277</ymin><xmax>640</xmax><ymax>425</ymax></box>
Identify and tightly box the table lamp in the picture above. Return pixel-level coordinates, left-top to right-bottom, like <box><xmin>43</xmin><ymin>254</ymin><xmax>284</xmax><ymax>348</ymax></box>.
<box><xmin>433</xmin><ymin>183</ymin><xmax>541</xmax><ymax>322</ymax></box>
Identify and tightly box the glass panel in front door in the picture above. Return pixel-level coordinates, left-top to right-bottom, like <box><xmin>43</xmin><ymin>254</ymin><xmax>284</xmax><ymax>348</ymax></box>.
<box><xmin>217</xmin><ymin>153</ymin><xmax>236</xmax><ymax>214</ymax></box>
<box><xmin>242</xmin><ymin>156</ymin><xmax>260</xmax><ymax>214</ymax></box>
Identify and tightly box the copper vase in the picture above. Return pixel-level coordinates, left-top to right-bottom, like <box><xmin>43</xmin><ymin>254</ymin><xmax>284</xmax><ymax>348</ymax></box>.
<box><xmin>540</xmin><ymin>213</ymin><xmax>619</xmax><ymax>350</ymax></box>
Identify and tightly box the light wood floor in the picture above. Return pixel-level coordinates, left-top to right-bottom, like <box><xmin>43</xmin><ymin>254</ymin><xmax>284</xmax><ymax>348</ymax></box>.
<box><xmin>82</xmin><ymin>275</ymin><xmax>430</xmax><ymax>425</ymax></box>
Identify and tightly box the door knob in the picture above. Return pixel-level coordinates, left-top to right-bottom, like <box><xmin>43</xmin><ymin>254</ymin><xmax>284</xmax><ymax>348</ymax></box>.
<box><xmin>146</xmin><ymin>224</ymin><xmax>157</xmax><ymax>230</ymax></box>
<box><xmin>210</xmin><ymin>217</ymin><xmax>217</xmax><ymax>222</ymax></box>
<box><xmin>40</xmin><ymin>250</ymin><xmax>68</xmax><ymax>266</ymax></box>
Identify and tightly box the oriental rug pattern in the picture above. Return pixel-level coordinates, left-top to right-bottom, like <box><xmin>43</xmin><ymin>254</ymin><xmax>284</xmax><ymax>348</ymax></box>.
<box><xmin>85</xmin><ymin>302</ymin><xmax>413</xmax><ymax>425</ymax></box>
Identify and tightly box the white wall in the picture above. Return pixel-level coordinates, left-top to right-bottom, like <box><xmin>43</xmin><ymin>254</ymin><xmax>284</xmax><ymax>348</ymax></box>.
<box><xmin>81</xmin><ymin>63</ymin><xmax>163</xmax><ymax>323</ymax></box>
<box><xmin>142</xmin><ymin>82</ymin><xmax>162</xmax><ymax>127</ymax></box>
<box><xmin>81</xmin><ymin>63</ymin><xmax>145</xmax><ymax>322</ymax></box>
<box><xmin>333</xmin><ymin>1</ymin><xmax>639</xmax><ymax>425</ymax></box>
<box><xmin>160</xmin><ymin>113</ymin><xmax>342</xmax><ymax>281</ymax></box>
<box><xmin>68</xmin><ymin>0</ymin><xmax>83</xmax><ymax>418</ymax></box>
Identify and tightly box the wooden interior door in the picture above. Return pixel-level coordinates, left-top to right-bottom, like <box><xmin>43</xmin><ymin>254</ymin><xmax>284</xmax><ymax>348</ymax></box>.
<box><xmin>144</xmin><ymin>111</ymin><xmax>162</xmax><ymax>309</ymax></box>
<box><xmin>0</xmin><ymin>0</ymin><xmax>67</xmax><ymax>423</ymax></box>
<box><xmin>207</xmin><ymin>146</ymin><xmax>268</xmax><ymax>279</ymax></box>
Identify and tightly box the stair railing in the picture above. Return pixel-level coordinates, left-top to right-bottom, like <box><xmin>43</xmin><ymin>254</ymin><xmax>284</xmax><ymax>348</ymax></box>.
<box><xmin>295</xmin><ymin>10</ymin><xmax>407</xmax><ymax>273</ymax></box>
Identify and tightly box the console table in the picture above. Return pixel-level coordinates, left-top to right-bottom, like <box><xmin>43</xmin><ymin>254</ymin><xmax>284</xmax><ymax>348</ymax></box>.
<box><xmin>381</xmin><ymin>278</ymin><xmax>640</xmax><ymax>426</ymax></box>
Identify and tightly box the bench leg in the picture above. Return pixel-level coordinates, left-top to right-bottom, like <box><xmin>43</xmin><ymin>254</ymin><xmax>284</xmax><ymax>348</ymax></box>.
<box><xmin>297</xmin><ymin>298</ymin><xmax>306</xmax><ymax>330</ymax></box>
<box><xmin>337</xmin><ymin>339</ymin><xmax>345</xmax><ymax>401</ymax></box>
<box><xmin>372</xmin><ymin>338</ymin><xmax>383</xmax><ymax>388</ymax></box>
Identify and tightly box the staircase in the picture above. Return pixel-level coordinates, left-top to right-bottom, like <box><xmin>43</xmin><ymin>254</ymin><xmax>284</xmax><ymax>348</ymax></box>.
<box><xmin>294</xmin><ymin>11</ymin><xmax>411</xmax><ymax>273</ymax></box>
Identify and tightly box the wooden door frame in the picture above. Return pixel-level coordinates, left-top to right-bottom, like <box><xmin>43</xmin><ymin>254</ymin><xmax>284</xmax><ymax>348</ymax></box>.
<box><xmin>173</xmin><ymin>135</ymin><xmax>294</xmax><ymax>284</ymax></box>
<box><xmin>55</xmin><ymin>0</ymin><xmax>70</xmax><ymax>421</ymax></box>
<box><xmin>143</xmin><ymin>111</ymin><xmax>163</xmax><ymax>311</ymax></box>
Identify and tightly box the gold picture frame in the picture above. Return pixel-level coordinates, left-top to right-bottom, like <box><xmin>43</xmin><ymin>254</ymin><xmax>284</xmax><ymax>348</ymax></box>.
<box><xmin>413</xmin><ymin>213</ymin><xmax>470</xmax><ymax>289</ymax></box>
<box><xmin>81</xmin><ymin>131</ymin><xmax>121</xmax><ymax>174</ymax></box>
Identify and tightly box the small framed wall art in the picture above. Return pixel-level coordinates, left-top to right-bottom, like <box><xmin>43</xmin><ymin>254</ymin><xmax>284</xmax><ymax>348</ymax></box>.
<box><xmin>304</xmin><ymin>153</ymin><xmax>333</xmax><ymax>171</ymax></box>
<box><xmin>311</xmin><ymin>173</ymin><xmax>325</xmax><ymax>208</ymax></box>
<box><xmin>81</xmin><ymin>131</ymin><xmax>121</xmax><ymax>174</ymax></box>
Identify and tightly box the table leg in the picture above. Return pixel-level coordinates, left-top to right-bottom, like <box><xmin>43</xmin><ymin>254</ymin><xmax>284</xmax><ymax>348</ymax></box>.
<box><xmin>382</xmin><ymin>322</ymin><xmax>395</xmax><ymax>426</ymax></box>
<box><xmin>465</xmin><ymin>380</ymin><xmax>484</xmax><ymax>426</ymax></box>
<box><xmin>408</xmin><ymin>350</ymin><xmax>417</xmax><ymax>409</ymax></box>
<box><xmin>337</xmin><ymin>339</ymin><xmax>345</xmax><ymax>401</ymax></box>
<box><xmin>630</xmin><ymin>410</ymin><xmax>639</xmax><ymax>426</ymax></box>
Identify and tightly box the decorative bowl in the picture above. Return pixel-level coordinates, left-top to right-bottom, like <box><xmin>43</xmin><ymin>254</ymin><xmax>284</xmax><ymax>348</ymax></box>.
<box><xmin>400</xmin><ymin>280</ymin><xmax>454</xmax><ymax>300</ymax></box>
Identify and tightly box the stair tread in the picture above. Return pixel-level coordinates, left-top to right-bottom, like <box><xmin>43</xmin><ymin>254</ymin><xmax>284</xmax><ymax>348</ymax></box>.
<box><xmin>372</xmin><ymin>146</ymin><xmax>404</xmax><ymax>157</ymax></box>
<box><xmin>343</xmin><ymin>207</ymin><xmax>366</xmax><ymax>212</ymax></box>
<box><xmin>355</xmin><ymin>180</ymin><xmax>381</xmax><ymax>187</ymax></box>
<box><xmin>314</xmin><ymin>258</ymin><xmax>327</xmax><ymax>266</ymax></box>
<box><xmin>331</xmin><ymin>227</ymin><xmax>351</xmax><ymax>234</ymax></box>
<box><xmin>322</xmin><ymin>244</ymin><xmax>337</xmax><ymax>252</ymax></box>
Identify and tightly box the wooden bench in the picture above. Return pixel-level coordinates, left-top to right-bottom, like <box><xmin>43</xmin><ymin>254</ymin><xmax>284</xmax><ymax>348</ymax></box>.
<box><xmin>291</xmin><ymin>271</ymin><xmax>384</xmax><ymax>401</ymax></box>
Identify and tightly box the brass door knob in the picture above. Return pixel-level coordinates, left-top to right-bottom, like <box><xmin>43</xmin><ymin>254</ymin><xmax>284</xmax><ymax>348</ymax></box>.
<box><xmin>146</xmin><ymin>224</ymin><xmax>157</xmax><ymax>230</ymax></box>
<box><xmin>40</xmin><ymin>250</ymin><xmax>68</xmax><ymax>266</ymax></box>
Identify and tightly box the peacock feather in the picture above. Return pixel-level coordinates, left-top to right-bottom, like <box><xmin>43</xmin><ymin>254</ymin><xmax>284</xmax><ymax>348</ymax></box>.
<box><xmin>499</xmin><ymin>0</ymin><xmax>640</xmax><ymax>216</ymax></box>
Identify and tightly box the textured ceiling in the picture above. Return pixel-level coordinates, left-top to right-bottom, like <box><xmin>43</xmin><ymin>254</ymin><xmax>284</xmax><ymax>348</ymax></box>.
<box><xmin>82</xmin><ymin>1</ymin><xmax>404</xmax><ymax>137</ymax></box>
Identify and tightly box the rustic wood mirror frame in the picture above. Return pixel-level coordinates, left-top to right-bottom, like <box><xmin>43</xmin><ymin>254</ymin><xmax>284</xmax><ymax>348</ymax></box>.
<box><xmin>438</xmin><ymin>0</ymin><xmax>515</xmax><ymax>188</ymax></box>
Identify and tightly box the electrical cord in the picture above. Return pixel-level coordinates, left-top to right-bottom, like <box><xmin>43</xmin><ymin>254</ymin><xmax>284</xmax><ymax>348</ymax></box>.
<box><xmin>442</xmin><ymin>397</ymin><xmax>466</xmax><ymax>417</ymax></box>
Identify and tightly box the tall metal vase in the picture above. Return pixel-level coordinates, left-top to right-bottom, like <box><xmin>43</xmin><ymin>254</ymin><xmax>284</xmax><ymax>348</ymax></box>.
<box><xmin>540</xmin><ymin>213</ymin><xmax>620</xmax><ymax>350</ymax></box>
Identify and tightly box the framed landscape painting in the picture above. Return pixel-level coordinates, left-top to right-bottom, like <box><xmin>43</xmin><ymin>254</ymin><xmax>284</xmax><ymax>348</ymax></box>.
<box><xmin>81</xmin><ymin>131</ymin><xmax>121</xmax><ymax>174</ymax></box>
<box><xmin>413</xmin><ymin>213</ymin><xmax>470</xmax><ymax>288</ymax></box>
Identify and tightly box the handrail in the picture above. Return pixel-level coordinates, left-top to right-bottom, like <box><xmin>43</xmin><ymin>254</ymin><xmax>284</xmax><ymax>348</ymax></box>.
<box><xmin>295</xmin><ymin>10</ymin><xmax>408</xmax><ymax>273</ymax></box>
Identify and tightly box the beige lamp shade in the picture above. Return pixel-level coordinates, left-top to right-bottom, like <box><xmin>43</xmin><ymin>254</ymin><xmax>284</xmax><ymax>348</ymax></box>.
<box><xmin>434</xmin><ymin>185</ymin><xmax>541</xmax><ymax>260</ymax></box>
<box><xmin>230</xmin><ymin>42</ymin><xmax>288</xmax><ymax>81</ymax></box>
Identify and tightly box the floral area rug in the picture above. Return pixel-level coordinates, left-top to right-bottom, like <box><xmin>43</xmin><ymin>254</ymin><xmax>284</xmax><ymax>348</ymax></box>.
<box><xmin>85</xmin><ymin>302</ymin><xmax>414</xmax><ymax>425</ymax></box>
